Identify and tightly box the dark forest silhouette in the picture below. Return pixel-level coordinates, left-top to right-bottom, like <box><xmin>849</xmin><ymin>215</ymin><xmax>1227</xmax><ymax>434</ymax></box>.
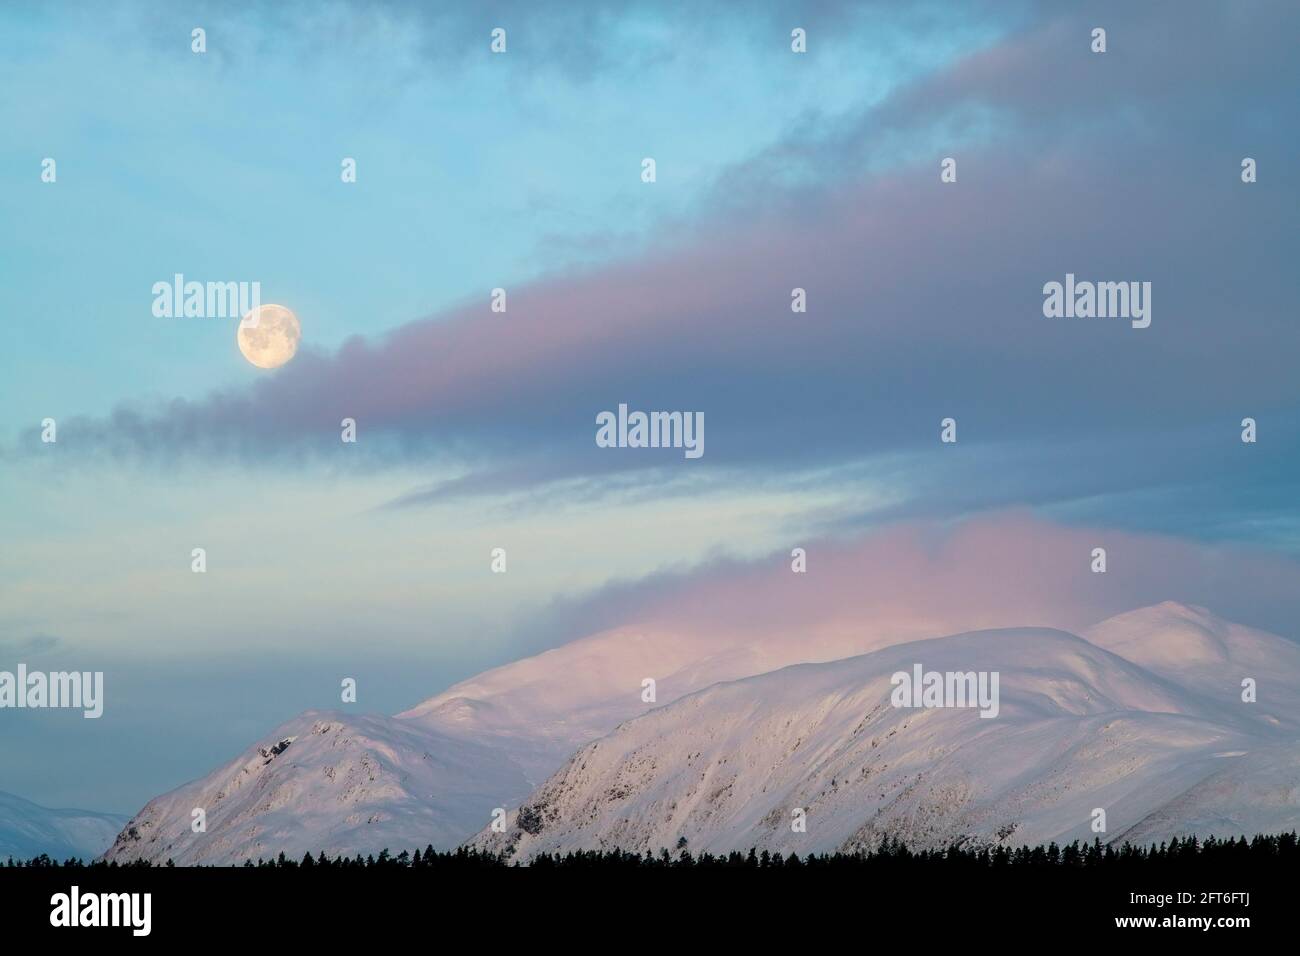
<box><xmin>7</xmin><ymin>830</ymin><xmax>1296</xmax><ymax>870</ymax></box>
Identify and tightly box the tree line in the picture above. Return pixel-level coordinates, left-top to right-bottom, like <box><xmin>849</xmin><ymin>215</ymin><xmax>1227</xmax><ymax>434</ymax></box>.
<box><xmin>4</xmin><ymin>831</ymin><xmax>1296</xmax><ymax>870</ymax></box>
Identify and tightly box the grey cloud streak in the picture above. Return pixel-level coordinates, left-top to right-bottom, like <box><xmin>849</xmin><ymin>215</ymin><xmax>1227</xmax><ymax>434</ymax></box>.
<box><xmin>19</xmin><ymin>0</ymin><xmax>1297</xmax><ymax>549</ymax></box>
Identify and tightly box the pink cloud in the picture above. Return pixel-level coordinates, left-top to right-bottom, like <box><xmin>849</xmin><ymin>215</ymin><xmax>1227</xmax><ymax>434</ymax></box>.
<box><xmin>572</xmin><ymin>512</ymin><xmax>1300</xmax><ymax>647</ymax></box>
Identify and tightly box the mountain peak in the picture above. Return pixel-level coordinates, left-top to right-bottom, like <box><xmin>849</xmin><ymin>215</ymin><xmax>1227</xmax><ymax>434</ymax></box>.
<box><xmin>1104</xmin><ymin>600</ymin><xmax>1220</xmax><ymax>626</ymax></box>
<box><xmin>1084</xmin><ymin>602</ymin><xmax>1230</xmax><ymax>666</ymax></box>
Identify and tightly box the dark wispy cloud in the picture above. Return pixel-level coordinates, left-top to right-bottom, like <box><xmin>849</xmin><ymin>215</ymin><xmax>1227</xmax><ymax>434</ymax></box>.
<box><xmin>15</xmin><ymin>0</ymin><xmax>1297</xmax><ymax>549</ymax></box>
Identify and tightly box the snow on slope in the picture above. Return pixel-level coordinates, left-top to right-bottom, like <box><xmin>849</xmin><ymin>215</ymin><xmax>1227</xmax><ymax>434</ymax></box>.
<box><xmin>1085</xmin><ymin>601</ymin><xmax>1300</xmax><ymax>726</ymax></box>
<box><xmin>398</xmin><ymin>617</ymin><xmax>960</xmax><ymax>758</ymax></box>
<box><xmin>1115</xmin><ymin>748</ymin><xmax>1300</xmax><ymax>846</ymax></box>
<box><xmin>0</xmin><ymin>790</ymin><xmax>127</xmax><ymax>862</ymax></box>
<box><xmin>103</xmin><ymin>711</ymin><xmax>531</xmax><ymax>865</ymax></box>
<box><xmin>106</xmin><ymin>602</ymin><xmax>1300</xmax><ymax>864</ymax></box>
<box><xmin>107</xmin><ymin>613</ymin><xmax>968</xmax><ymax>864</ymax></box>
<box><xmin>472</xmin><ymin>614</ymin><xmax>1300</xmax><ymax>860</ymax></box>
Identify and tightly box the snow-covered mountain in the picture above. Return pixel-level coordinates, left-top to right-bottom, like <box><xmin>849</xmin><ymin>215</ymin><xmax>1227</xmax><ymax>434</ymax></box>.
<box><xmin>396</xmin><ymin>614</ymin><xmax>973</xmax><ymax>761</ymax></box>
<box><xmin>105</xmin><ymin>602</ymin><xmax>1299</xmax><ymax>865</ymax></box>
<box><xmin>0</xmin><ymin>790</ymin><xmax>127</xmax><ymax>862</ymax></box>
<box><xmin>472</xmin><ymin>604</ymin><xmax>1300</xmax><ymax>860</ymax></box>
<box><xmin>104</xmin><ymin>614</ymin><xmax>964</xmax><ymax>865</ymax></box>
<box><xmin>102</xmin><ymin>711</ymin><xmax>533</xmax><ymax>865</ymax></box>
<box><xmin>1084</xmin><ymin>602</ymin><xmax>1300</xmax><ymax>725</ymax></box>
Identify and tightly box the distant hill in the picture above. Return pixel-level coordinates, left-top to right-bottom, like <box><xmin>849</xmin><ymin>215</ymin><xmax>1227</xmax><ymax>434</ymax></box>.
<box><xmin>0</xmin><ymin>790</ymin><xmax>127</xmax><ymax>862</ymax></box>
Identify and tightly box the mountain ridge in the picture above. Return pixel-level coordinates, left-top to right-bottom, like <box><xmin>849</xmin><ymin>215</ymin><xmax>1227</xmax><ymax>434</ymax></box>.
<box><xmin>470</xmin><ymin>613</ymin><xmax>1300</xmax><ymax>860</ymax></box>
<box><xmin>0</xmin><ymin>790</ymin><xmax>127</xmax><ymax>862</ymax></box>
<box><xmin>103</xmin><ymin>603</ymin><xmax>1300</xmax><ymax>865</ymax></box>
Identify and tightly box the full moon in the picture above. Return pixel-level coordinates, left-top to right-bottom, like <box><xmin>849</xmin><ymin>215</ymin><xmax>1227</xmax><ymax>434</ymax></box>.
<box><xmin>237</xmin><ymin>304</ymin><xmax>301</xmax><ymax>369</ymax></box>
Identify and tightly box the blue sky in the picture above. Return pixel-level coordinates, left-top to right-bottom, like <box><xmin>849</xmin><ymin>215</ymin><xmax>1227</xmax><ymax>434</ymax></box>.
<box><xmin>1</xmin><ymin>0</ymin><xmax>1298</xmax><ymax>814</ymax></box>
<box><xmin>0</xmin><ymin>0</ymin><xmax>1006</xmax><ymax>424</ymax></box>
